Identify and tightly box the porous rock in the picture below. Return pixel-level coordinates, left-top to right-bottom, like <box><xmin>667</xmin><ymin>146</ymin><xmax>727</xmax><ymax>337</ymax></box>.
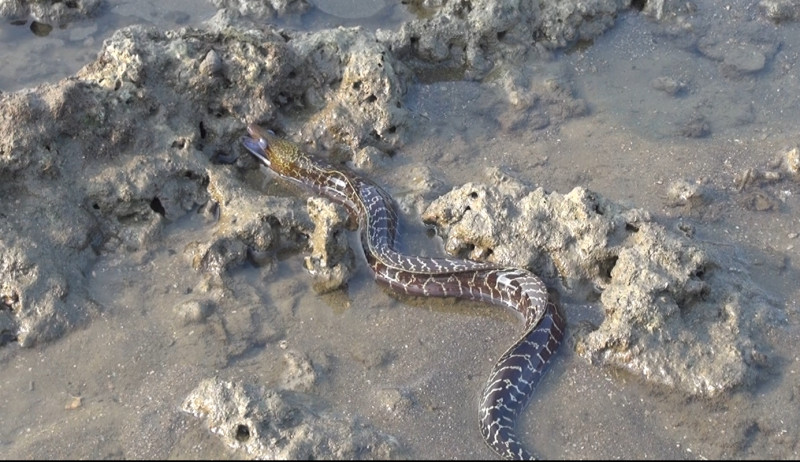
<box><xmin>182</xmin><ymin>377</ymin><xmax>401</xmax><ymax>459</ymax></box>
<box><xmin>422</xmin><ymin>167</ymin><xmax>773</xmax><ymax>397</ymax></box>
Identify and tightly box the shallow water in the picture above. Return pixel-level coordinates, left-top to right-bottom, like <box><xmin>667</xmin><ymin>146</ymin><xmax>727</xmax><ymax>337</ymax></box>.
<box><xmin>1</xmin><ymin>1</ymin><xmax>799</xmax><ymax>459</ymax></box>
<box><xmin>0</xmin><ymin>0</ymin><xmax>412</xmax><ymax>92</ymax></box>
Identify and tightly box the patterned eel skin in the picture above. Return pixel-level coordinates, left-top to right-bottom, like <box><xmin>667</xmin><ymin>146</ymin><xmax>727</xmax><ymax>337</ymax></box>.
<box><xmin>241</xmin><ymin>124</ymin><xmax>566</xmax><ymax>460</ymax></box>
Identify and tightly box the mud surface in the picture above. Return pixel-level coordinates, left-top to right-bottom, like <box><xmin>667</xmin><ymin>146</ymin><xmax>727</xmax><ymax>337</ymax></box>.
<box><xmin>1</xmin><ymin>0</ymin><xmax>799</xmax><ymax>459</ymax></box>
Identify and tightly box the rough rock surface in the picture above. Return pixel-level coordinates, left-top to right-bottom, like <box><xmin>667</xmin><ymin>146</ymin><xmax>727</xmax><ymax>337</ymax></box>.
<box><xmin>303</xmin><ymin>196</ymin><xmax>356</xmax><ymax>293</ymax></box>
<box><xmin>421</xmin><ymin>167</ymin><xmax>775</xmax><ymax>397</ymax></box>
<box><xmin>209</xmin><ymin>0</ymin><xmax>311</xmax><ymax>19</ymax></box>
<box><xmin>182</xmin><ymin>377</ymin><xmax>400</xmax><ymax>459</ymax></box>
<box><xmin>186</xmin><ymin>166</ymin><xmax>312</xmax><ymax>276</ymax></box>
<box><xmin>0</xmin><ymin>12</ymin><xmax>412</xmax><ymax>346</ymax></box>
<box><xmin>0</xmin><ymin>0</ymin><xmax>101</xmax><ymax>26</ymax></box>
<box><xmin>380</xmin><ymin>0</ymin><xmax>627</xmax><ymax>80</ymax></box>
<box><xmin>759</xmin><ymin>0</ymin><xmax>800</xmax><ymax>21</ymax></box>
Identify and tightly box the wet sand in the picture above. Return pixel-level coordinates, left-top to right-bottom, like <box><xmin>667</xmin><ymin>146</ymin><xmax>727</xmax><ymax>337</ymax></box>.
<box><xmin>1</xmin><ymin>0</ymin><xmax>799</xmax><ymax>459</ymax></box>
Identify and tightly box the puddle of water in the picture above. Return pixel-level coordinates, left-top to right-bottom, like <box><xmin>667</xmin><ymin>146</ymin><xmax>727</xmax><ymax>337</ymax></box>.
<box><xmin>0</xmin><ymin>0</ymin><xmax>219</xmax><ymax>92</ymax></box>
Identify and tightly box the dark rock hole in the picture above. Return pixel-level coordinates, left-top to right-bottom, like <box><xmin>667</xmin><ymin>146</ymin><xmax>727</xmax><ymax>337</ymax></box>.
<box><xmin>200</xmin><ymin>200</ymin><xmax>219</xmax><ymax>221</ymax></box>
<box><xmin>631</xmin><ymin>0</ymin><xmax>647</xmax><ymax>11</ymax></box>
<box><xmin>266</xmin><ymin>215</ymin><xmax>281</xmax><ymax>228</ymax></box>
<box><xmin>459</xmin><ymin>242</ymin><xmax>476</xmax><ymax>259</ymax></box>
<box><xmin>30</xmin><ymin>21</ymin><xmax>52</xmax><ymax>37</ymax></box>
<box><xmin>454</xmin><ymin>0</ymin><xmax>473</xmax><ymax>18</ymax></box>
<box><xmin>600</xmin><ymin>255</ymin><xmax>618</xmax><ymax>280</ymax></box>
<box><xmin>150</xmin><ymin>197</ymin><xmax>166</xmax><ymax>216</ymax></box>
<box><xmin>469</xmin><ymin>191</ymin><xmax>479</xmax><ymax>199</ymax></box>
<box><xmin>352</xmin><ymin>80</ymin><xmax>362</xmax><ymax>90</ymax></box>
<box><xmin>92</xmin><ymin>203</ymin><xmax>100</xmax><ymax>210</ymax></box>
<box><xmin>366</xmin><ymin>94</ymin><xmax>377</xmax><ymax>103</ymax></box>
<box><xmin>694</xmin><ymin>266</ymin><xmax>705</xmax><ymax>280</ymax></box>
<box><xmin>235</xmin><ymin>423</ymin><xmax>251</xmax><ymax>442</ymax></box>
<box><xmin>211</xmin><ymin>150</ymin><xmax>238</xmax><ymax>165</ymax></box>
<box><xmin>199</xmin><ymin>121</ymin><xmax>207</xmax><ymax>139</ymax></box>
<box><xmin>625</xmin><ymin>222</ymin><xmax>639</xmax><ymax>232</ymax></box>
